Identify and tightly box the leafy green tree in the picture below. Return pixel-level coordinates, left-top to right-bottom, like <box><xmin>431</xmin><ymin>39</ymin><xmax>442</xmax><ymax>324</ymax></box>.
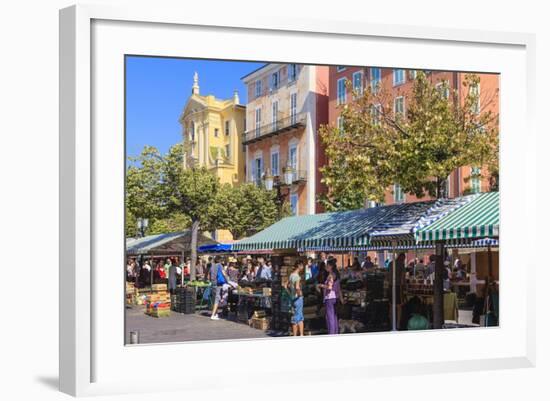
<box><xmin>206</xmin><ymin>183</ymin><xmax>281</xmax><ymax>240</ymax></box>
<box><xmin>148</xmin><ymin>212</ymin><xmax>191</xmax><ymax>235</ymax></box>
<box><xmin>126</xmin><ymin>146</ymin><xmax>167</xmax><ymax>220</ymax></box>
<box><xmin>125</xmin><ymin>209</ymin><xmax>138</xmax><ymax>237</ymax></box>
<box><xmin>126</xmin><ymin>143</ymin><xmax>218</xmax><ymax>279</ymax></box>
<box><xmin>162</xmin><ymin>143</ymin><xmax>220</xmax><ymax>280</ymax></box>
<box><xmin>319</xmin><ymin>72</ymin><xmax>499</xmax><ymax>210</ymax></box>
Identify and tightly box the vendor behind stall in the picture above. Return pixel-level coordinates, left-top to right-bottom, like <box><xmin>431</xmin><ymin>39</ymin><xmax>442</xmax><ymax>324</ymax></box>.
<box><xmin>227</xmin><ymin>261</ymin><xmax>240</xmax><ymax>283</ymax></box>
<box><xmin>361</xmin><ymin>256</ymin><xmax>374</xmax><ymax>271</ymax></box>
<box><xmin>256</xmin><ymin>257</ymin><xmax>272</xmax><ymax>281</ymax></box>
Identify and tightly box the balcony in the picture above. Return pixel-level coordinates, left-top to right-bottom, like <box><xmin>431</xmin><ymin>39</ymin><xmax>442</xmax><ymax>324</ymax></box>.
<box><xmin>258</xmin><ymin>169</ymin><xmax>308</xmax><ymax>189</ymax></box>
<box><xmin>243</xmin><ymin>112</ymin><xmax>306</xmax><ymax>145</ymax></box>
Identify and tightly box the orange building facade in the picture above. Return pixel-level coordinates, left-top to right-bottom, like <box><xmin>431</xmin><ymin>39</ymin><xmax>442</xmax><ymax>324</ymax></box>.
<box><xmin>241</xmin><ymin>64</ymin><xmax>329</xmax><ymax>215</ymax></box>
<box><xmin>327</xmin><ymin>66</ymin><xmax>499</xmax><ymax>206</ymax></box>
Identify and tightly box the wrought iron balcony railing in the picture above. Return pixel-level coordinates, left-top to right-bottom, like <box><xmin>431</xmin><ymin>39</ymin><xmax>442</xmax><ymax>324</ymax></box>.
<box><xmin>243</xmin><ymin>112</ymin><xmax>306</xmax><ymax>145</ymax></box>
<box><xmin>250</xmin><ymin>169</ymin><xmax>307</xmax><ymax>188</ymax></box>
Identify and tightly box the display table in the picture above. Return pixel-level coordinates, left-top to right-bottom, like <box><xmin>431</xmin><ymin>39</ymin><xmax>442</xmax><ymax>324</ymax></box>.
<box><xmin>233</xmin><ymin>290</ymin><xmax>272</xmax><ymax>323</ymax></box>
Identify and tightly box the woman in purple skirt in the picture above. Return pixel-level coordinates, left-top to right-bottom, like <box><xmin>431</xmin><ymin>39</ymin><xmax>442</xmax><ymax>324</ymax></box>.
<box><xmin>320</xmin><ymin>258</ymin><xmax>344</xmax><ymax>335</ymax></box>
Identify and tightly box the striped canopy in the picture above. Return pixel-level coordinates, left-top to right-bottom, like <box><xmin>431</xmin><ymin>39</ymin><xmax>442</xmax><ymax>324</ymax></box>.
<box><xmin>367</xmin><ymin>195</ymin><xmax>478</xmax><ymax>248</ymax></box>
<box><xmin>234</xmin><ymin>204</ymin><xmax>405</xmax><ymax>252</ymax></box>
<box><xmin>415</xmin><ymin>192</ymin><xmax>499</xmax><ymax>243</ymax></box>
<box><xmin>126</xmin><ymin>231</ymin><xmax>217</xmax><ymax>256</ymax></box>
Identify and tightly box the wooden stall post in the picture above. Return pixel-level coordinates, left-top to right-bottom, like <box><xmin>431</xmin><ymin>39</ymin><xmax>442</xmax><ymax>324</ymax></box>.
<box><xmin>181</xmin><ymin>250</ymin><xmax>185</xmax><ymax>287</ymax></box>
<box><xmin>469</xmin><ymin>251</ymin><xmax>477</xmax><ymax>294</ymax></box>
<box><xmin>488</xmin><ymin>245</ymin><xmax>493</xmax><ymax>279</ymax></box>
<box><xmin>433</xmin><ymin>241</ymin><xmax>445</xmax><ymax>329</ymax></box>
<box><xmin>392</xmin><ymin>241</ymin><xmax>397</xmax><ymax>331</ymax></box>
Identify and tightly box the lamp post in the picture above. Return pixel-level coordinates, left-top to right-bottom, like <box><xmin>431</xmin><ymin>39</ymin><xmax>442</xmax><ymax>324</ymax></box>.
<box><xmin>136</xmin><ymin>217</ymin><xmax>150</xmax><ymax>289</ymax></box>
<box><xmin>264</xmin><ymin>172</ymin><xmax>274</xmax><ymax>191</ymax></box>
<box><xmin>263</xmin><ymin>170</ymin><xmax>290</xmax><ymax>218</ymax></box>
<box><xmin>137</xmin><ymin>217</ymin><xmax>149</xmax><ymax>238</ymax></box>
<box><xmin>283</xmin><ymin>165</ymin><xmax>295</xmax><ymax>186</ymax></box>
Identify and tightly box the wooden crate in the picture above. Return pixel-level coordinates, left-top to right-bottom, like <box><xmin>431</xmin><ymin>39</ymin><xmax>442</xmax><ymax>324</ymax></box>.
<box><xmin>250</xmin><ymin>317</ymin><xmax>270</xmax><ymax>330</ymax></box>
<box><xmin>152</xmin><ymin>284</ymin><xmax>168</xmax><ymax>291</ymax></box>
<box><xmin>253</xmin><ymin>310</ymin><xmax>267</xmax><ymax>318</ymax></box>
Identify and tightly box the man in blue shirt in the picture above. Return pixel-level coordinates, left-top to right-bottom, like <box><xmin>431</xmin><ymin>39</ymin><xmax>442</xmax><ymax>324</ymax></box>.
<box><xmin>207</xmin><ymin>256</ymin><xmax>229</xmax><ymax>320</ymax></box>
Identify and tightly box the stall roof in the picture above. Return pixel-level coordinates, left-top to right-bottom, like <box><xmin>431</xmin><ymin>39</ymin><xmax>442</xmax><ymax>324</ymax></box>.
<box><xmin>415</xmin><ymin>192</ymin><xmax>499</xmax><ymax>243</ymax></box>
<box><xmin>235</xmin><ymin>193</ymin><xmax>497</xmax><ymax>252</ymax></box>
<box><xmin>233</xmin><ymin>203</ymin><xmax>411</xmax><ymax>251</ymax></box>
<box><xmin>368</xmin><ymin>194</ymin><xmax>479</xmax><ymax>247</ymax></box>
<box><xmin>126</xmin><ymin>231</ymin><xmax>217</xmax><ymax>256</ymax></box>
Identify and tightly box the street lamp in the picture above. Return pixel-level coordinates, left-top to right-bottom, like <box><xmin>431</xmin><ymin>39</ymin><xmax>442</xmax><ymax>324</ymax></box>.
<box><xmin>263</xmin><ymin>171</ymin><xmax>274</xmax><ymax>191</ymax></box>
<box><xmin>283</xmin><ymin>165</ymin><xmax>295</xmax><ymax>186</ymax></box>
<box><xmin>264</xmin><ymin>172</ymin><xmax>291</xmax><ymax>220</ymax></box>
<box><xmin>137</xmin><ymin>217</ymin><xmax>149</xmax><ymax>238</ymax></box>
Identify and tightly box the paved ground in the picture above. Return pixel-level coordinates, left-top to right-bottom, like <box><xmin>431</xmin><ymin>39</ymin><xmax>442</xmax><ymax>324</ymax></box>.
<box><xmin>126</xmin><ymin>305</ymin><xmax>478</xmax><ymax>344</ymax></box>
<box><xmin>125</xmin><ymin>305</ymin><xmax>271</xmax><ymax>344</ymax></box>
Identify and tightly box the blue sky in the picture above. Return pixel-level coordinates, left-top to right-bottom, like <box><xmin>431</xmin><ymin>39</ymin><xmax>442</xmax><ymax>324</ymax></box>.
<box><xmin>125</xmin><ymin>56</ymin><xmax>264</xmax><ymax>158</ymax></box>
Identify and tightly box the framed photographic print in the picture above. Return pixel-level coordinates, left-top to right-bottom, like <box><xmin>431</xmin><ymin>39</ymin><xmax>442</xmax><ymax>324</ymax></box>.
<box><xmin>59</xmin><ymin>3</ymin><xmax>536</xmax><ymax>397</ymax></box>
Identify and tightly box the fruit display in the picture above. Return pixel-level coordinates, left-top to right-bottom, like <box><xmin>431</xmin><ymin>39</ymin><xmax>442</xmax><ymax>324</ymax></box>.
<box><xmin>186</xmin><ymin>280</ymin><xmax>211</xmax><ymax>288</ymax></box>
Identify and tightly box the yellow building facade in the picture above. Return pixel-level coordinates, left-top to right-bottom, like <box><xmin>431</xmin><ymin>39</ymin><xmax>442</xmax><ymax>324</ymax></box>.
<box><xmin>179</xmin><ymin>73</ymin><xmax>246</xmax><ymax>241</ymax></box>
<box><xmin>179</xmin><ymin>72</ymin><xmax>246</xmax><ymax>186</ymax></box>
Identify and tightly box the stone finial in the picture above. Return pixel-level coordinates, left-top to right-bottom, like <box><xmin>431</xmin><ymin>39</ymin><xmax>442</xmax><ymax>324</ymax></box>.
<box><xmin>192</xmin><ymin>71</ymin><xmax>199</xmax><ymax>95</ymax></box>
<box><xmin>233</xmin><ymin>90</ymin><xmax>240</xmax><ymax>104</ymax></box>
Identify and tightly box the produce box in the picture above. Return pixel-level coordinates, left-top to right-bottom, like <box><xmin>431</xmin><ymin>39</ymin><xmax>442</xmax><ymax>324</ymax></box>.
<box><xmin>152</xmin><ymin>283</ymin><xmax>168</xmax><ymax>291</ymax></box>
<box><xmin>237</xmin><ymin>287</ymin><xmax>253</xmax><ymax>295</ymax></box>
<box><xmin>253</xmin><ymin>310</ymin><xmax>267</xmax><ymax>318</ymax></box>
<box><xmin>250</xmin><ymin>317</ymin><xmax>270</xmax><ymax>330</ymax></box>
<box><xmin>149</xmin><ymin>309</ymin><xmax>171</xmax><ymax>318</ymax></box>
<box><xmin>146</xmin><ymin>294</ymin><xmax>170</xmax><ymax>303</ymax></box>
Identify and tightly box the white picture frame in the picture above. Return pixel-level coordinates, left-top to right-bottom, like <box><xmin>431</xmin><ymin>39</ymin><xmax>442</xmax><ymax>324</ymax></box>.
<box><xmin>59</xmin><ymin>3</ymin><xmax>536</xmax><ymax>397</ymax></box>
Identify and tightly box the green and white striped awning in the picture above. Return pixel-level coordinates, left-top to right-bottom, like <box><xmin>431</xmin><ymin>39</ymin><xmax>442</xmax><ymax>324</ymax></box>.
<box><xmin>234</xmin><ymin>204</ymin><xmax>408</xmax><ymax>252</ymax></box>
<box><xmin>415</xmin><ymin>192</ymin><xmax>499</xmax><ymax>243</ymax></box>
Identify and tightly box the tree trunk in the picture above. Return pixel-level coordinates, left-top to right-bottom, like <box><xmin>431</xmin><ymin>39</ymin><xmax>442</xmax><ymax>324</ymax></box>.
<box><xmin>436</xmin><ymin>176</ymin><xmax>446</xmax><ymax>199</ymax></box>
<box><xmin>433</xmin><ymin>241</ymin><xmax>445</xmax><ymax>329</ymax></box>
<box><xmin>190</xmin><ymin>219</ymin><xmax>199</xmax><ymax>282</ymax></box>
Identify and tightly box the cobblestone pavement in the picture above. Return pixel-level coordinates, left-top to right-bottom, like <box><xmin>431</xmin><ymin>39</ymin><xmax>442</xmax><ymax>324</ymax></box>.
<box><xmin>125</xmin><ymin>305</ymin><xmax>272</xmax><ymax>344</ymax></box>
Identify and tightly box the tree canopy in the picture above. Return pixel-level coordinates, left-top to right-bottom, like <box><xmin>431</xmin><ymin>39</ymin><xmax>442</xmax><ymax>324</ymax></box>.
<box><xmin>319</xmin><ymin>72</ymin><xmax>499</xmax><ymax>211</ymax></box>
<box><xmin>206</xmin><ymin>182</ymin><xmax>281</xmax><ymax>240</ymax></box>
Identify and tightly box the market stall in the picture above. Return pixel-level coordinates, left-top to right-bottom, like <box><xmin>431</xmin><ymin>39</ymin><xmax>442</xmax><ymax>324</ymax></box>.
<box><xmin>233</xmin><ymin>202</ymin><xmax>438</xmax><ymax>334</ymax></box>
<box><xmin>126</xmin><ymin>231</ymin><xmax>218</xmax><ymax>307</ymax></box>
<box><xmin>415</xmin><ymin>191</ymin><xmax>500</xmax><ymax>326</ymax></box>
<box><xmin>229</xmin><ymin>192</ymin><xmax>500</xmax><ymax>333</ymax></box>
